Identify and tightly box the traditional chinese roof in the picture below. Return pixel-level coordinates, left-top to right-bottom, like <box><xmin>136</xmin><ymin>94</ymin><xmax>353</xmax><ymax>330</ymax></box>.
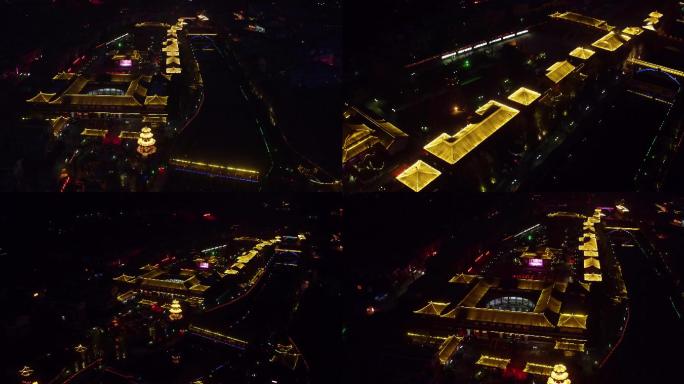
<box><xmin>449</xmin><ymin>273</ymin><xmax>479</xmax><ymax>284</ymax></box>
<box><xmin>569</xmin><ymin>47</ymin><xmax>595</xmax><ymax>60</ymax></box>
<box><xmin>476</xmin><ymin>355</ymin><xmax>510</xmax><ymax>369</ymax></box>
<box><xmin>144</xmin><ymin>95</ymin><xmax>168</xmax><ymax>106</ymax></box>
<box><xmin>557</xmin><ymin>313</ymin><xmax>587</xmax><ymax>329</ymax></box>
<box><xmin>507</xmin><ymin>87</ymin><xmax>541</xmax><ymax>106</ymax></box>
<box><xmin>414</xmin><ymin>301</ymin><xmax>450</xmax><ymax>316</ymax></box>
<box><xmin>437</xmin><ymin>335</ymin><xmax>463</xmax><ymax>365</ymax></box>
<box><xmin>591</xmin><ymin>32</ymin><xmax>624</xmax><ymax>51</ymax></box>
<box><xmin>424</xmin><ymin>100</ymin><xmax>519</xmax><ymax>165</ymax></box>
<box><xmin>27</xmin><ymin>92</ymin><xmax>57</xmax><ymax>103</ymax></box>
<box><xmin>395</xmin><ymin>160</ymin><xmax>441</xmax><ymax>192</ymax></box>
<box><xmin>546</xmin><ymin>61</ymin><xmax>576</xmax><ymax>83</ymax></box>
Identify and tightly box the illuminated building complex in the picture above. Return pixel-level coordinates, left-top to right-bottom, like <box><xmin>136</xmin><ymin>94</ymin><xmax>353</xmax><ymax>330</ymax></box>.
<box><xmin>405</xmin><ymin>208</ymin><xmax>625</xmax><ymax>378</ymax></box>
<box><xmin>344</xmin><ymin>9</ymin><xmax>670</xmax><ymax>192</ymax></box>
<box><xmin>21</xmin><ymin>16</ymin><xmax>195</xmax><ymax>188</ymax></box>
<box><xmin>113</xmin><ymin>237</ymin><xmax>281</xmax><ymax>307</ymax></box>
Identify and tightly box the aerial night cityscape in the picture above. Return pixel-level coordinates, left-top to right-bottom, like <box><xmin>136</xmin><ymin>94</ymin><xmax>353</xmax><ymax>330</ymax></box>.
<box><xmin>1</xmin><ymin>196</ymin><xmax>342</xmax><ymax>384</ymax></box>
<box><xmin>344</xmin><ymin>194</ymin><xmax>683</xmax><ymax>383</ymax></box>
<box><xmin>344</xmin><ymin>0</ymin><xmax>684</xmax><ymax>192</ymax></box>
<box><xmin>2</xmin><ymin>1</ymin><xmax>684</xmax><ymax>384</ymax></box>
<box><xmin>1</xmin><ymin>0</ymin><xmax>341</xmax><ymax>191</ymax></box>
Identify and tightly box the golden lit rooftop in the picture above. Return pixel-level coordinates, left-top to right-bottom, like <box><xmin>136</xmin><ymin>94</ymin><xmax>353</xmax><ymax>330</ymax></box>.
<box><xmin>557</xmin><ymin>313</ymin><xmax>587</xmax><ymax>329</ymax></box>
<box><xmin>395</xmin><ymin>160</ymin><xmax>441</xmax><ymax>192</ymax></box>
<box><xmin>449</xmin><ymin>273</ymin><xmax>478</xmax><ymax>284</ymax></box>
<box><xmin>343</xmin><ymin>124</ymin><xmax>379</xmax><ymax>163</ymax></box>
<box><xmin>550</xmin><ymin>11</ymin><xmax>614</xmax><ymax>31</ymax></box>
<box><xmin>414</xmin><ymin>301</ymin><xmax>450</xmax><ymax>316</ymax></box>
<box><xmin>584</xmin><ymin>273</ymin><xmax>603</xmax><ymax>282</ymax></box>
<box><xmin>424</xmin><ymin>100</ymin><xmax>519</xmax><ymax>165</ymax></box>
<box><xmin>622</xmin><ymin>27</ymin><xmax>643</xmax><ymax>36</ymax></box>
<box><xmin>144</xmin><ymin>95</ymin><xmax>169</xmax><ymax>106</ymax></box>
<box><xmin>507</xmin><ymin>87</ymin><xmax>541</xmax><ymax>106</ymax></box>
<box><xmin>578</xmin><ymin>237</ymin><xmax>598</xmax><ymax>251</ymax></box>
<box><xmin>166</xmin><ymin>56</ymin><xmax>181</xmax><ymax>65</ymax></box>
<box><xmin>81</xmin><ymin>129</ymin><xmax>108</xmax><ymax>137</ymax></box>
<box><xmin>555</xmin><ymin>340</ymin><xmax>585</xmax><ymax>352</ymax></box>
<box><xmin>591</xmin><ymin>32</ymin><xmax>624</xmax><ymax>51</ymax></box>
<box><xmin>437</xmin><ymin>335</ymin><xmax>463</xmax><ymax>365</ymax></box>
<box><xmin>118</xmin><ymin>131</ymin><xmax>140</xmax><ymax>140</ymax></box>
<box><xmin>476</xmin><ymin>355</ymin><xmax>510</xmax><ymax>369</ymax></box>
<box><xmin>569</xmin><ymin>47</ymin><xmax>595</xmax><ymax>60</ymax></box>
<box><xmin>583</xmin><ymin>258</ymin><xmax>601</xmax><ymax>269</ymax></box>
<box><xmin>546</xmin><ymin>61</ymin><xmax>576</xmax><ymax>83</ymax></box>
<box><xmin>27</xmin><ymin>92</ymin><xmax>56</xmax><ymax>103</ymax></box>
<box><xmin>457</xmin><ymin>279</ymin><xmax>492</xmax><ymax>307</ymax></box>
<box><xmin>649</xmin><ymin>11</ymin><xmax>663</xmax><ymax>18</ymax></box>
<box><xmin>460</xmin><ymin>307</ymin><xmax>556</xmax><ymax>328</ymax></box>
<box><xmin>53</xmin><ymin>72</ymin><xmax>75</xmax><ymax>81</ymax></box>
<box><xmin>523</xmin><ymin>362</ymin><xmax>554</xmax><ymax>376</ymax></box>
<box><xmin>517</xmin><ymin>279</ymin><xmax>548</xmax><ymax>290</ymax></box>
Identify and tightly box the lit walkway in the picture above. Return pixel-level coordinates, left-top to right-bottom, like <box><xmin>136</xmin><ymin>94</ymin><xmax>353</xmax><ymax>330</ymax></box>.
<box><xmin>627</xmin><ymin>58</ymin><xmax>684</xmax><ymax>78</ymax></box>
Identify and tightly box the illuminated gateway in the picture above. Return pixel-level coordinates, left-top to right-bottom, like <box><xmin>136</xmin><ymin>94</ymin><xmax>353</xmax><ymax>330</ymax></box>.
<box><xmin>407</xmin><ymin>208</ymin><xmax>625</xmax><ymax>378</ymax></box>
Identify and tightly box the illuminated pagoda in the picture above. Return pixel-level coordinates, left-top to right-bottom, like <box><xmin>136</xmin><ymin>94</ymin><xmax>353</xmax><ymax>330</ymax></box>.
<box><xmin>18</xmin><ymin>366</ymin><xmax>36</xmax><ymax>384</ymax></box>
<box><xmin>168</xmin><ymin>299</ymin><xmax>183</xmax><ymax>321</ymax></box>
<box><xmin>74</xmin><ymin>344</ymin><xmax>88</xmax><ymax>369</ymax></box>
<box><xmin>547</xmin><ymin>364</ymin><xmax>571</xmax><ymax>384</ymax></box>
<box><xmin>137</xmin><ymin>127</ymin><xmax>157</xmax><ymax>157</ymax></box>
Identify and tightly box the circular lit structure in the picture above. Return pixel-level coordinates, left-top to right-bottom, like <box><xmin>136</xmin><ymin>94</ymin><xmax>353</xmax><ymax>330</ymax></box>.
<box><xmin>169</xmin><ymin>299</ymin><xmax>183</xmax><ymax>321</ymax></box>
<box><xmin>485</xmin><ymin>296</ymin><xmax>535</xmax><ymax>312</ymax></box>
<box><xmin>547</xmin><ymin>364</ymin><xmax>571</xmax><ymax>384</ymax></box>
<box><xmin>137</xmin><ymin>127</ymin><xmax>157</xmax><ymax>157</ymax></box>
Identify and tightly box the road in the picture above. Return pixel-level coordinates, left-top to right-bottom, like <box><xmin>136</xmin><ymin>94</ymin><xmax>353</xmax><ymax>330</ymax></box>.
<box><xmin>597</xmin><ymin>231</ymin><xmax>682</xmax><ymax>382</ymax></box>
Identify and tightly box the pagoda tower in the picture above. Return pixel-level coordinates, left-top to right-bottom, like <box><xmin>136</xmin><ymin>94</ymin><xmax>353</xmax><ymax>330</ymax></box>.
<box><xmin>169</xmin><ymin>299</ymin><xmax>183</xmax><ymax>321</ymax></box>
<box><xmin>74</xmin><ymin>344</ymin><xmax>88</xmax><ymax>370</ymax></box>
<box><xmin>547</xmin><ymin>364</ymin><xmax>571</xmax><ymax>384</ymax></box>
<box><xmin>137</xmin><ymin>127</ymin><xmax>157</xmax><ymax>157</ymax></box>
<box><xmin>18</xmin><ymin>366</ymin><xmax>37</xmax><ymax>384</ymax></box>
